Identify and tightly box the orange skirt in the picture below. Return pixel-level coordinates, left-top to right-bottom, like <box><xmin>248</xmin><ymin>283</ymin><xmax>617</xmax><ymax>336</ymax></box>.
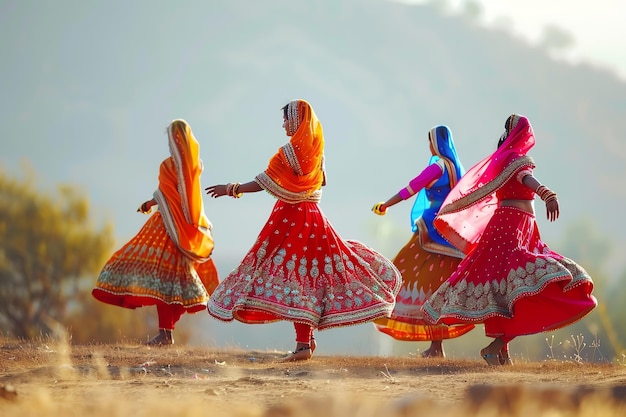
<box><xmin>92</xmin><ymin>212</ymin><xmax>219</xmax><ymax>313</ymax></box>
<box><xmin>374</xmin><ymin>230</ymin><xmax>474</xmax><ymax>341</ymax></box>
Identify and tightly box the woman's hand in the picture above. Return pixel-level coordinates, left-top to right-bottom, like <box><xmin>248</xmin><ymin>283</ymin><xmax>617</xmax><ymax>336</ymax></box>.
<box><xmin>546</xmin><ymin>198</ymin><xmax>560</xmax><ymax>222</ymax></box>
<box><xmin>137</xmin><ymin>200</ymin><xmax>154</xmax><ymax>214</ymax></box>
<box><xmin>205</xmin><ymin>184</ymin><xmax>227</xmax><ymax>198</ymax></box>
<box><xmin>372</xmin><ymin>202</ymin><xmax>387</xmax><ymax>216</ymax></box>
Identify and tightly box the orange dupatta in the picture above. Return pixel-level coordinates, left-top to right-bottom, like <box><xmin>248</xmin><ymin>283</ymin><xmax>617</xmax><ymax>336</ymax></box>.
<box><xmin>255</xmin><ymin>99</ymin><xmax>325</xmax><ymax>203</ymax></box>
<box><xmin>154</xmin><ymin>119</ymin><xmax>214</xmax><ymax>262</ymax></box>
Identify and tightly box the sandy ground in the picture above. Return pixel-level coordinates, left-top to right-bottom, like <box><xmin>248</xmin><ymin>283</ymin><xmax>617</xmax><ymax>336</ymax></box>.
<box><xmin>1</xmin><ymin>338</ymin><xmax>626</xmax><ymax>416</ymax></box>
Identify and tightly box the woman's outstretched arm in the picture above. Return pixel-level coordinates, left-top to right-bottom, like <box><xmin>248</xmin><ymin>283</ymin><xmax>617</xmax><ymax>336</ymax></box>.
<box><xmin>522</xmin><ymin>174</ymin><xmax>560</xmax><ymax>222</ymax></box>
<box><xmin>206</xmin><ymin>181</ymin><xmax>263</xmax><ymax>198</ymax></box>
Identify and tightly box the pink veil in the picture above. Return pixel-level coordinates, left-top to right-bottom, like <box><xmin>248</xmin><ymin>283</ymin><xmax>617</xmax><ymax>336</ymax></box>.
<box><xmin>433</xmin><ymin>115</ymin><xmax>536</xmax><ymax>254</ymax></box>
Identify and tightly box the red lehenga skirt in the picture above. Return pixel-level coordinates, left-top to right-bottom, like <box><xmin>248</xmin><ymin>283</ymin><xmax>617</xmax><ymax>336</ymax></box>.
<box><xmin>92</xmin><ymin>212</ymin><xmax>219</xmax><ymax>313</ymax></box>
<box><xmin>207</xmin><ymin>201</ymin><xmax>402</xmax><ymax>330</ymax></box>
<box><xmin>422</xmin><ymin>207</ymin><xmax>597</xmax><ymax>339</ymax></box>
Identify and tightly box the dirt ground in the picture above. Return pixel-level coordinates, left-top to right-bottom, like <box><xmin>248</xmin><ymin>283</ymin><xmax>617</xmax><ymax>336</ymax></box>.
<box><xmin>1</xmin><ymin>337</ymin><xmax>626</xmax><ymax>417</ymax></box>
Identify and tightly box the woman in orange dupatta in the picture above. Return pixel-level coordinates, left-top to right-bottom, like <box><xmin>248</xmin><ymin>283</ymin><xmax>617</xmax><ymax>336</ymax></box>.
<box><xmin>93</xmin><ymin>119</ymin><xmax>219</xmax><ymax>346</ymax></box>
<box><xmin>206</xmin><ymin>99</ymin><xmax>402</xmax><ymax>361</ymax></box>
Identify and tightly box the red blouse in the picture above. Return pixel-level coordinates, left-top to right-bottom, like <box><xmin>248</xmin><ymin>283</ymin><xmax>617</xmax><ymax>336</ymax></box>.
<box><xmin>495</xmin><ymin>167</ymin><xmax>535</xmax><ymax>201</ymax></box>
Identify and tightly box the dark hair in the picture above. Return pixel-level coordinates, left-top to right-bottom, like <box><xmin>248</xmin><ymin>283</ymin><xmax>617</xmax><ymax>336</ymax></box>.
<box><xmin>497</xmin><ymin>114</ymin><xmax>516</xmax><ymax>148</ymax></box>
<box><xmin>497</xmin><ymin>132</ymin><xmax>507</xmax><ymax>148</ymax></box>
<box><xmin>282</xmin><ymin>104</ymin><xmax>289</xmax><ymax>118</ymax></box>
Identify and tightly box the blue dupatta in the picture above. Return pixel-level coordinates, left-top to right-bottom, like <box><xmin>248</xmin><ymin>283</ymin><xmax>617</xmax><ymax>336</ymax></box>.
<box><xmin>409</xmin><ymin>126</ymin><xmax>464</xmax><ymax>247</ymax></box>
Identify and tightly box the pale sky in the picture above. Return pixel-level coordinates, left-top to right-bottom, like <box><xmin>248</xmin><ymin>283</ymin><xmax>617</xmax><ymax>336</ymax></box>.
<box><xmin>402</xmin><ymin>0</ymin><xmax>626</xmax><ymax>79</ymax></box>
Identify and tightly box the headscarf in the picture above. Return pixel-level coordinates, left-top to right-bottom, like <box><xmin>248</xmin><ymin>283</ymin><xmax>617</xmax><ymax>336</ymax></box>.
<box><xmin>410</xmin><ymin>125</ymin><xmax>465</xmax><ymax>232</ymax></box>
<box><xmin>153</xmin><ymin>119</ymin><xmax>214</xmax><ymax>263</ymax></box>
<box><xmin>433</xmin><ymin>115</ymin><xmax>535</xmax><ymax>254</ymax></box>
<box><xmin>255</xmin><ymin>99</ymin><xmax>325</xmax><ymax>203</ymax></box>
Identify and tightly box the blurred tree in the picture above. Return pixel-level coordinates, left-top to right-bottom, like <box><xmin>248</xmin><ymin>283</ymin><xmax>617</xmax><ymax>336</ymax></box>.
<box><xmin>552</xmin><ymin>218</ymin><xmax>615</xmax><ymax>360</ymax></box>
<box><xmin>430</xmin><ymin>0</ymin><xmax>453</xmax><ymax>14</ymax></box>
<box><xmin>603</xmin><ymin>268</ymin><xmax>626</xmax><ymax>358</ymax></box>
<box><xmin>556</xmin><ymin>218</ymin><xmax>611</xmax><ymax>295</ymax></box>
<box><xmin>0</xmin><ymin>168</ymin><xmax>116</xmax><ymax>339</ymax></box>
<box><xmin>460</xmin><ymin>0</ymin><xmax>483</xmax><ymax>22</ymax></box>
<box><xmin>540</xmin><ymin>24</ymin><xmax>575</xmax><ymax>52</ymax></box>
<box><xmin>65</xmin><ymin>299</ymin><xmax>156</xmax><ymax>344</ymax></box>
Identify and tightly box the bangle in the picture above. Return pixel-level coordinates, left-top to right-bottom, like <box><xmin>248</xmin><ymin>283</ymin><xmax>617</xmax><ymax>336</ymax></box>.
<box><xmin>544</xmin><ymin>193</ymin><xmax>558</xmax><ymax>204</ymax></box>
<box><xmin>536</xmin><ymin>185</ymin><xmax>557</xmax><ymax>202</ymax></box>
<box><xmin>372</xmin><ymin>202</ymin><xmax>387</xmax><ymax>216</ymax></box>
<box><xmin>232</xmin><ymin>182</ymin><xmax>243</xmax><ymax>198</ymax></box>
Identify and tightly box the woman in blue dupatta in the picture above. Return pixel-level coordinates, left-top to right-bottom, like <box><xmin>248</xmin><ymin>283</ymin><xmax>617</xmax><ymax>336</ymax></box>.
<box><xmin>372</xmin><ymin>125</ymin><xmax>474</xmax><ymax>357</ymax></box>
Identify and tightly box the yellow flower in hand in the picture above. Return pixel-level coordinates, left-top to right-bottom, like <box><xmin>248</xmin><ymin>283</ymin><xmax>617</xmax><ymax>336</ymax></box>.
<box><xmin>372</xmin><ymin>202</ymin><xmax>387</xmax><ymax>216</ymax></box>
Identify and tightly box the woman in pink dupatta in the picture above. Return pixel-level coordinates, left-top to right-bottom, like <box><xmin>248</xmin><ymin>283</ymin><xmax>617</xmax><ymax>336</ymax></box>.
<box><xmin>422</xmin><ymin>114</ymin><xmax>596</xmax><ymax>365</ymax></box>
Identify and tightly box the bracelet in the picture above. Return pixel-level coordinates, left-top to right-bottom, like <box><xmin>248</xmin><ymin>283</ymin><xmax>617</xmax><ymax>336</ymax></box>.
<box><xmin>225</xmin><ymin>183</ymin><xmax>234</xmax><ymax>196</ymax></box>
<box><xmin>232</xmin><ymin>182</ymin><xmax>243</xmax><ymax>198</ymax></box>
<box><xmin>226</xmin><ymin>182</ymin><xmax>243</xmax><ymax>198</ymax></box>
<box><xmin>372</xmin><ymin>202</ymin><xmax>387</xmax><ymax>216</ymax></box>
<box><xmin>536</xmin><ymin>185</ymin><xmax>557</xmax><ymax>202</ymax></box>
<box><xmin>544</xmin><ymin>193</ymin><xmax>558</xmax><ymax>204</ymax></box>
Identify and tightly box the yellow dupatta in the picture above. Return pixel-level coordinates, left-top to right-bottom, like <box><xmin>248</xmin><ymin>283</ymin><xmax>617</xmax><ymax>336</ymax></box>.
<box><xmin>255</xmin><ymin>99</ymin><xmax>325</xmax><ymax>203</ymax></box>
<box><xmin>154</xmin><ymin>119</ymin><xmax>214</xmax><ymax>262</ymax></box>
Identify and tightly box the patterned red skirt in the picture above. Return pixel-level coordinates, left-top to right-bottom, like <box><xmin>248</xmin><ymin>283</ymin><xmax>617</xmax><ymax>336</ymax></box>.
<box><xmin>93</xmin><ymin>212</ymin><xmax>219</xmax><ymax>313</ymax></box>
<box><xmin>423</xmin><ymin>207</ymin><xmax>596</xmax><ymax>339</ymax></box>
<box><xmin>374</xmin><ymin>229</ymin><xmax>474</xmax><ymax>341</ymax></box>
<box><xmin>208</xmin><ymin>201</ymin><xmax>402</xmax><ymax>330</ymax></box>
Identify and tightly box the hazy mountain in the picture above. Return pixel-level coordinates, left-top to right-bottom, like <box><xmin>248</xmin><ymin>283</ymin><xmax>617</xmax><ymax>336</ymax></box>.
<box><xmin>1</xmin><ymin>0</ymin><xmax>624</xmax><ymax>355</ymax></box>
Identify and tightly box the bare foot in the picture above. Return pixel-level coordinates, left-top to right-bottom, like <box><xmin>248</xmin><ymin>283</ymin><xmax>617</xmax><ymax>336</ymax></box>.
<box><xmin>280</xmin><ymin>346</ymin><xmax>312</xmax><ymax>362</ymax></box>
<box><xmin>498</xmin><ymin>354</ymin><xmax>513</xmax><ymax>365</ymax></box>
<box><xmin>480</xmin><ymin>338</ymin><xmax>504</xmax><ymax>366</ymax></box>
<box><xmin>146</xmin><ymin>329</ymin><xmax>174</xmax><ymax>346</ymax></box>
<box><xmin>422</xmin><ymin>341</ymin><xmax>445</xmax><ymax>358</ymax></box>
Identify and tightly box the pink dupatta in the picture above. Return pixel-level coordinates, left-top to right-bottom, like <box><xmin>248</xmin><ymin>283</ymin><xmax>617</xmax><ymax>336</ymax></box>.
<box><xmin>433</xmin><ymin>115</ymin><xmax>536</xmax><ymax>254</ymax></box>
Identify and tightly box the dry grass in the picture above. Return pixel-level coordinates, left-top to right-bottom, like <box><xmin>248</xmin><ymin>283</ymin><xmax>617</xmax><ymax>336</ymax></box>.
<box><xmin>1</xmin><ymin>335</ymin><xmax>625</xmax><ymax>416</ymax></box>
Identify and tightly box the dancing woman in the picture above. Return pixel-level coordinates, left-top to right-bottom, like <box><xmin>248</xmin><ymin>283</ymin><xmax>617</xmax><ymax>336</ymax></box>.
<box><xmin>93</xmin><ymin>119</ymin><xmax>219</xmax><ymax>345</ymax></box>
<box><xmin>422</xmin><ymin>114</ymin><xmax>597</xmax><ymax>365</ymax></box>
<box><xmin>372</xmin><ymin>125</ymin><xmax>474</xmax><ymax>358</ymax></box>
<box><xmin>206</xmin><ymin>99</ymin><xmax>402</xmax><ymax>361</ymax></box>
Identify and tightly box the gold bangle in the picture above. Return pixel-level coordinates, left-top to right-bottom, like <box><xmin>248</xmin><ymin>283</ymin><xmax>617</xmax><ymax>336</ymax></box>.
<box><xmin>536</xmin><ymin>185</ymin><xmax>556</xmax><ymax>202</ymax></box>
<box><xmin>536</xmin><ymin>185</ymin><xmax>548</xmax><ymax>200</ymax></box>
<box><xmin>232</xmin><ymin>182</ymin><xmax>243</xmax><ymax>198</ymax></box>
<box><xmin>544</xmin><ymin>194</ymin><xmax>558</xmax><ymax>204</ymax></box>
<box><xmin>372</xmin><ymin>202</ymin><xmax>387</xmax><ymax>216</ymax></box>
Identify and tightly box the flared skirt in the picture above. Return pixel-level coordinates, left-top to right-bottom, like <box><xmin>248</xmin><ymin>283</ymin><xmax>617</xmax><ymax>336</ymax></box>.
<box><xmin>374</xmin><ymin>230</ymin><xmax>474</xmax><ymax>341</ymax></box>
<box><xmin>422</xmin><ymin>207</ymin><xmax>596</xmax><ymax>338</ymax></box>
<box><xmin>92</xmin><ymin>212</ymin><xmax>219</xmax><ymax>313</ymax></box>
<box><xmin>207</xmin><ymin>201</ymin><xmax>402</xmax><ymax>330</ymax></box>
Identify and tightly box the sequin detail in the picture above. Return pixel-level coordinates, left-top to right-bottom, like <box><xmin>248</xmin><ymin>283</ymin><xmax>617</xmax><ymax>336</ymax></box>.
<box><xmin>208</xmin><ymin>201</ymin><xmax>402</xmax><ymax>329</ymax></box>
